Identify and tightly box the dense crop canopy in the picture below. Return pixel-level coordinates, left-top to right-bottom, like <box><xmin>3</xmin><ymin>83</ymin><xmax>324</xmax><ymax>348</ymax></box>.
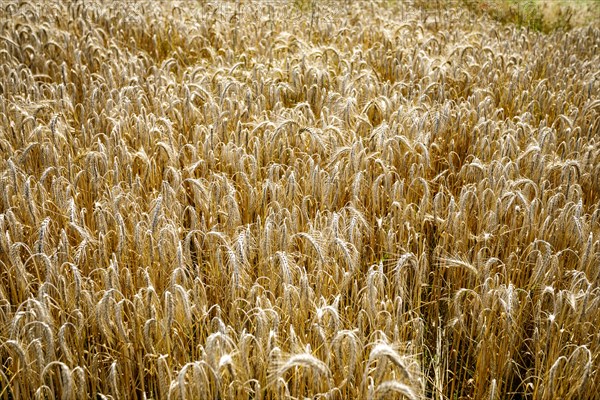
<box><xmin>0</xmin><ymin>1</ymin><xmax>599</xmax><ymax>399</ymax></box>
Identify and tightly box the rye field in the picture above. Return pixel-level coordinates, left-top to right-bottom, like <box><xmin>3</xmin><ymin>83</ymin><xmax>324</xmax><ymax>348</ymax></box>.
<box><xmin>0</xmin><ymin>0</ymin><xmax>599</xmax><ymax>399</ymax></box>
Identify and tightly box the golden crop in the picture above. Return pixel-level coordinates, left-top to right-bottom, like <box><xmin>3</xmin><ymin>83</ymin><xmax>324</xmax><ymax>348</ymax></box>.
<box><xmin>0</xmin><ymin>1</ymin><xmax>599</xmax><ymax>399</ymax></box>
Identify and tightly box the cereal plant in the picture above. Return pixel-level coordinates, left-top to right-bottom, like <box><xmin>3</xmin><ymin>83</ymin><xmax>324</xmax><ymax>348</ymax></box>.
<box><xmin>0</xmin><ymin>1</ymin><xmax>598</xmax><ymax>399</ymax></box>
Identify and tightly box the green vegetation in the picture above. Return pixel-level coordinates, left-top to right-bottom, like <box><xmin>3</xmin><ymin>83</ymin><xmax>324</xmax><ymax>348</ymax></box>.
<box><xmin>461</xmin><ymin>0</ymin><xmax>599</xmax><ymax>32</ymax></box>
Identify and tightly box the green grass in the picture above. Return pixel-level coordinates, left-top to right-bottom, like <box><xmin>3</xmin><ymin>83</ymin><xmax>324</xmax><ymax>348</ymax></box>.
<box><xmin>456</xmin><ymin>0</ymin><xmax>598</xmax><ymax>32</ymax></box>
